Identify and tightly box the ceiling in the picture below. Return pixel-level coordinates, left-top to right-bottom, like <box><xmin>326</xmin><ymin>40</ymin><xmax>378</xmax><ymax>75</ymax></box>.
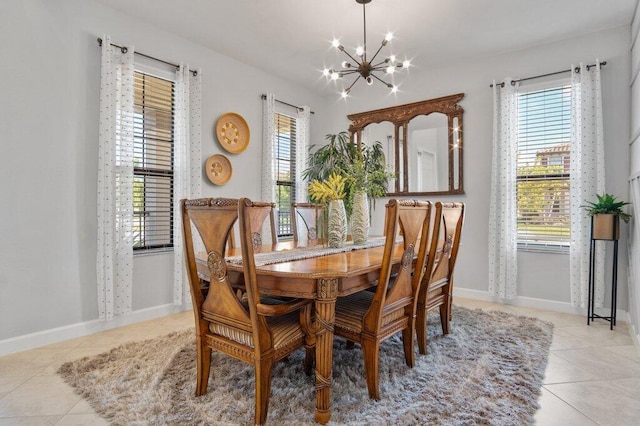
<box><xmin>94</xmin><ymin>0</ymin><xmax>637</xmax><ymax>95</ymax></box>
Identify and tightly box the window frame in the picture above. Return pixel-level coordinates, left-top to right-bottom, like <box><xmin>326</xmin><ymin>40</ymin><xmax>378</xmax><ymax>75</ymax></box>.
<box><xmin>273</xmin><ymin>110</ymin><xmax>298</xmax><ymax>239</ymax></box>
<box><xmin>132</xmin><ymin>65</ymin><xmax>177</xmax><ymax>253</ymax></box>
<box><xmin>515</xmin><ymin>79</ymin><xmax>572</xmax><ymax>253</ymax></box>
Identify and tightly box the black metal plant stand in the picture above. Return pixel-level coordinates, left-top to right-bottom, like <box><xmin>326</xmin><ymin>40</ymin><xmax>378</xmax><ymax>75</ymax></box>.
<box><xmin>587</xmin><ymin>218</ymin><xmax>619</xmax><ymax>330</ymax></box>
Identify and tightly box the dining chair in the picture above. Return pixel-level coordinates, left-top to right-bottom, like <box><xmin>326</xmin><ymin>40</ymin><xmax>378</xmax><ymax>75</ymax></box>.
<box><xmin>181</xmin><ymin>197</ymin><xmax>315</xmax><ymax>425</ymax></box>
<box><xmin>415</xmin><ymin>201</ymin><xmax>465</xmax><ymax>355</ymax></box>
<box><xmin>225</xmin><ymin>202</ymin><xmax>278</xmax><ymax>249</ymax></box>
<box><xmin>291</xmin><ymin>202</ymin><xmax>325</xmax><ymax>245</ymax></box>
<box><xmin>333</xmin><ymin>199</ymin><xmax>432</xmax><ymax>400</ymax></box>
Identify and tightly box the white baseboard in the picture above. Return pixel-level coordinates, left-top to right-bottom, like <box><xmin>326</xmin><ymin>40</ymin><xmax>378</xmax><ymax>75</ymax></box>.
<box><xmin>3</xmin><ymin>291</ymin><xmax>636</xmax><ymax>357</ymax></box>
<box><xmin>453</xmin><ymin>287</ymin><xmax>628</xmax><ymax>321</ymax></box>
<box><xmin>0</xmin><ymin>303</ymin><xmax>190</xmax><ymax>357</ymax></box>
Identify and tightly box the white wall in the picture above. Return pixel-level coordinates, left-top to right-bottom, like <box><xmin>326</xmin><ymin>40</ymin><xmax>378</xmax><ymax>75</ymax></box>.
<box><xmin>0</xmin><ymin>0</ymin><xmax>326</xmax><ymax>345</ymax></box>
<box><xmin>628</xmin><ymin>2</ymin><xmax>640</xmax><ymax>343</ymax></box>
<box><xmin>320</xmin><ymin>26</ymin><xmax>632</xmax><ymax>310</ymax></box>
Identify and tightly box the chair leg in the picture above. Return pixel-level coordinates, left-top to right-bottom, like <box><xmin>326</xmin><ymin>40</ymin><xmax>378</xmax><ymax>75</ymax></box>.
<box><xmin>254</xmin><ymin>358</ymin><xmax>274</xmax><ymax>426</ymax></box>
<box><xmin>416</xmin><ymin>306</ymin><xmax>428</xmax><ymax>355</ymax></box>
<box><xmin>195</xmin><ymin>339</ymin><xmax>211</xmax><ymax>396</ymax></box>
<box><xmin>361</xmin><ymin>338</ymin><xmax>381</xmax><ymax>400</ymax></box>
<box><xmin>300</xmin><ymin>304</ymin><xmax>315</xmax><ymax>376</ymax></box>
<box><xmin>402</xmin><ymin>326</ymin><xmax>415</xmax><ymax>368</ymax></box>
<box><xmin>448</xmin><ymin>279</ymin><xmax>454</xmax><ymax>321</ymax></box>
<box><xmin>439</xmin><ymin>302</ymin><xmax>449</xmax><ymax>335</ymax></box>
<box><xmin>303</xmin><ymin>343</ymin><xmax>315</xmax><ymax>376</ymax></box>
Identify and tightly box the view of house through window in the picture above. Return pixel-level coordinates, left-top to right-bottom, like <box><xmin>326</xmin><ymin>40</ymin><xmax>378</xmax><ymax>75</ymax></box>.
<box><xmin>274</xmin><ymin>112</ymin><xmax>297</xmax><ymax>238</ymax></box>
<box><xmin>516</xmin><ymin>84</ymin><xmax>571</xmax><ymax>246</ymax></box>
<box><xmin>132</xmin><ymin>71</ymin><xmax>175</xmax><ymax>250</ymax></box>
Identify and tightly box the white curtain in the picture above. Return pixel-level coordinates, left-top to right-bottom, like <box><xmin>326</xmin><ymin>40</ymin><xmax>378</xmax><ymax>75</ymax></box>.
<box><xmin>261</xmin><ymin>93</ymin><xmax>276</xmax><ymax>204</ymax></box>
<box><xmin>261</xmin><ymin>94</ymin><xmax>311</xmax><ymax>239</ymax></box>
<box><xmin>173</xmin><ymin>65</ymin><xmax>202</xmax><ymax>307</ymax></box>
<box><xmin>296</xmin><ymin>106</ymin><xmax>311</xmax><ymax>202</ymax></box>
<box><xmin>488</xmin><ymin>79</ymin><xmax>519</xmax><ymax>300</ymax></box>
<box><xmin>569</xmin><ymin>61</ymin><xmax>605</xmax><ymax>307</ymax></box>
<box><xmin>96</xmin><ymin>36</ymin><xmax>135</xmax><ymax>320</ymax></box>
<box><xmin>261</xmin><ymin>93</ymin><xmax>277</xmax><ymax>244</ymax></box>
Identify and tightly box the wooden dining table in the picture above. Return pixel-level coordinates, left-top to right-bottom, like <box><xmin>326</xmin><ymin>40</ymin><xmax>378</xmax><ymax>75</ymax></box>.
<box><xmin>196</xmin><ymin>239</ymin><xmax>405</xmax><ymax>424</ymax></box>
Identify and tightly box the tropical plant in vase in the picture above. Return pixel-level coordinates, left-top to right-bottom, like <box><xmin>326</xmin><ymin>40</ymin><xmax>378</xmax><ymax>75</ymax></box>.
<box><xmin>343</xmin><ymin>155</ymin><xmax>394</xmax><ymax>244</ymax></box>
<box><xmin>308</xmin><ymin>172</ymin><xmax>347</xmax><ymax>203</ymax></box>
<box><xmin>308</xmin><ymin>173</ymin><xmax>348</xmax><ymax>248</ymax></box>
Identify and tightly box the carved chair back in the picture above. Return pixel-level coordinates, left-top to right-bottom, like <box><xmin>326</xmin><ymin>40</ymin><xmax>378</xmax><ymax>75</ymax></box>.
<box><xmin>181</xmin><ymin>198</ymin><xmax>251</xmax><ymax>335</ymax></box>
<box><xmin>291</xmin><ymin>202</ymin><xmax>324</xmax><ymax>244</ymax></box>
<box><xmin>225</xmin><ymin>202</ymin><xmax>278</xmax><ymax>249</ymax></box>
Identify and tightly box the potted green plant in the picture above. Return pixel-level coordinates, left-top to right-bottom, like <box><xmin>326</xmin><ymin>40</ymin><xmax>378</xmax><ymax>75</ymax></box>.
<box><xmin>582</xmin><ymin>193</ymin><xmax>632</xmax><ymax>240</ymax></box>
<box><xmin>303</xmin><ymin>131</ymin><xmax>393</xmax><ymax>216</ymax></box>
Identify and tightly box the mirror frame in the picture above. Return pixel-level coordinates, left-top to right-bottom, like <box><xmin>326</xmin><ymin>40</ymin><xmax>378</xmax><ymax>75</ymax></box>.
<box><xmin>348</xmin><ymin>93</ymin><xmax>464</xmax><ymax>196</ymax></box>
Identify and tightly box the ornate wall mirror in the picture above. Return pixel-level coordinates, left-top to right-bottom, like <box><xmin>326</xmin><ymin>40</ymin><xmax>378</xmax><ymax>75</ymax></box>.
<box><xmin>348</xmin><ymin>93</ymin><xmax>464</xmax><ymax>195</ymax></box>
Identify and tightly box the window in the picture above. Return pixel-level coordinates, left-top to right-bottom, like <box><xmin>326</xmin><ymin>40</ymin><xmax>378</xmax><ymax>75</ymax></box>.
<box><xmin>274</xmin><ymin>112</ymin><xmax>297</xmax><ymax>238</ymax></box>
<box><xmin>516</xmin><ymin>85</ymin><xmax>571</xmax><ymax>246</ymax></box>
<box><xmin>132</xmin><ymin>71</ymin><xmax>175</xmax><ymax>250</ymax></box>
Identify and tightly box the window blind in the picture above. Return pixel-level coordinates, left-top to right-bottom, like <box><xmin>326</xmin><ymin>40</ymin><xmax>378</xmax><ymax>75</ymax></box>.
<box><xmin>274</xmin><ymin>113</ymin><xmax>297</xmax><ymax>238</ymax></box>
<box><xmin>133</xmin><ymin>72</ymin><xmax>175</xmax><ymax>250</ymax></box>
<box><xmin>516</xmin><ymin>85</ymin><xmax>571</xmax><ymax>244</ymax></box>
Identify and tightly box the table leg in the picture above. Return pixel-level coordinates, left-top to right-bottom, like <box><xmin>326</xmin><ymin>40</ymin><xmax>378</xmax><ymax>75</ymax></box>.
<box><xmin>314</xmin><ymin>278</ymin><xmax>338</xmax><ymax>424</ymax></box>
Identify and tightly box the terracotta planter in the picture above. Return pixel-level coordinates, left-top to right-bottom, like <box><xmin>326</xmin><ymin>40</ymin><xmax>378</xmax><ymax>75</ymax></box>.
<box><xmin>592</xmin><ymin>214</ymin><xmax>619</xmax><ymax>240</ymax></box>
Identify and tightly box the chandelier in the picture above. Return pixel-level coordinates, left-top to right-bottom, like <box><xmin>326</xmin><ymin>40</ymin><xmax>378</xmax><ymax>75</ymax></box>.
<box><xmin>322</xmin><ymin>0</ymin><xmax>410</xmax><ymax>98</ymax></box>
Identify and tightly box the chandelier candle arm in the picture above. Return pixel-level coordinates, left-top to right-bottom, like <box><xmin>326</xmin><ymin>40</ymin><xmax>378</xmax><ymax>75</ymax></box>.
<box><xmin>322</xmin><ymin>0</ymin><xmax>409</xmax><ymax>98</ymax></box>
<box><xmin>371</xmin><ymin>73</ymin><xmax>394</xmax><ymax>89</ymax></box>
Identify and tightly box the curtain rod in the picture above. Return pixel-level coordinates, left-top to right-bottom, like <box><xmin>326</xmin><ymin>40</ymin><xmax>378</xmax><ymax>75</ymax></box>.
<box><xmin>97</xmin><ymin>38</ymin><xmax>198</xmax><ymax>76</ymax></box>
<box><xmin>261</xmin><ymin>94</ymin><xmax>315</xmax><ymax>115</ymax></box>
<box><xmin>489</xmin><ymin>61</ymin><xmax>607</xmax><ymax>88</ymax></box>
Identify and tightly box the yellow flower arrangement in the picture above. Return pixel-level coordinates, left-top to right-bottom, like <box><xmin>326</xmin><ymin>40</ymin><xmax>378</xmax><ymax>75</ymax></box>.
<box><xmin>308</xmin><ymin>172</ymin><xmax>346</xmax><ymax>203</ymax></box>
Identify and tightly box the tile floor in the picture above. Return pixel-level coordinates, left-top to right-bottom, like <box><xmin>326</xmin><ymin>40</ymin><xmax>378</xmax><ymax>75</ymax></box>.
<box><xmin>0</xmin><ymin>297</ymin><xmax>639</xmax><ymax>425</ymax></box>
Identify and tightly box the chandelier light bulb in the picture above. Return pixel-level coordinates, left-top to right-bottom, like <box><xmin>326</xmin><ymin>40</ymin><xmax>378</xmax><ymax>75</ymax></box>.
<box><xmin>356</xmin><ymin>45</ymin><xmax>364</xmax><ymax>56</ymax></box>
<box><xmin>391</xmin><ymin>85</ymin><xmax>398</xmax><ymax>93</ymax></box>
<box><xmin>341</xmin><ymin>89</ymin><xmax>350</xmax><ymax>98</ymax></box>
<box><xmin>366</xmin><ymin>76</ymin><xmax>373</xmax><ymax>85</ymax></box>
<box><xmin>331</xmin><ymin>72</ymin><xmax>340</xmax><ymax>80</ymax></box>
<box><xmin>385</xmin><ymin>32</ymin><xmax>394</xmax><ymax>41</ymax></box>
<box><xmin>322</xmin><ymin>68</ymin><xmax>330</xmax><ymax>77</ymax></box>
<box><xmin>403</xmin><ymin>59</ymin><xmax>411</xmax><ymax>68</ymax></box>
<box><xmin>389</xmin><ymin>55</ymin><xmax>396</xmax><ymax>63</ymax></box>
<box><xmin>331</xmin><ymin>38</ymin><xmax>340</xmax><ymax>48</ymax></box>
<box><xmin>386</xmin><ymin>65</ymin><xmax>395</xmax><ymax>74</ymax></box>
<box><xmin>341</xmin><ymin>61</ymin><xmax>349</xmax><ymax>68</ymax></box>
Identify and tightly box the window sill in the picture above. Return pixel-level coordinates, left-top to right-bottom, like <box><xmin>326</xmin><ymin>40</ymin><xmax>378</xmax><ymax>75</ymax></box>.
<box><xmin>517</xmin><ymin>242</ymin><xmax>569</xmax><ymax>254</ymax></box>
<box><xmin>134</xmin><ymin>247</ymin><xmax>174</xmax><ymax>257</ymax></box>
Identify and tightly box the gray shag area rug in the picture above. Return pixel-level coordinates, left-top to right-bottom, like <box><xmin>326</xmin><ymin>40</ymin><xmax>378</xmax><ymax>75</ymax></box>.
<box><xmin>58</xmin><ymin>306</ymin><xmax>553</xmax><ymax>425</ymax></box>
